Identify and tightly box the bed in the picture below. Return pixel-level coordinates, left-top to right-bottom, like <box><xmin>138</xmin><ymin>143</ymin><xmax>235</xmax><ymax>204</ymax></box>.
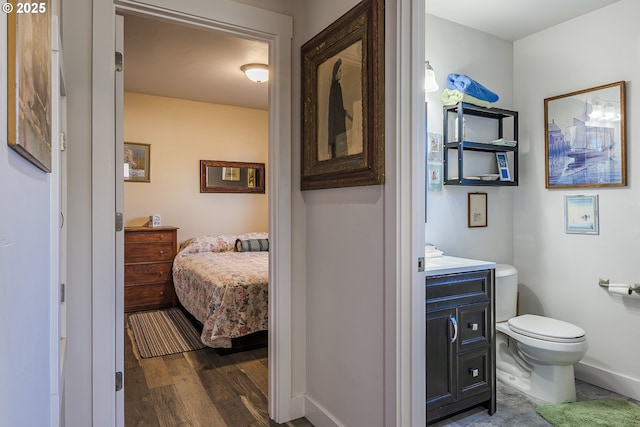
<box><xmin>172</xmin><ymin>232</ymin><xmax>269</xmax><ymax>348</ymax></box>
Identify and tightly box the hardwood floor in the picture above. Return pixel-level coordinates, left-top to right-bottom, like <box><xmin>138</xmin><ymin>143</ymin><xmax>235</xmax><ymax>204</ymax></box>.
<box><xmin>124</xmin><ymin>321</ymin><xmax>313</xmax><ymax>426</ymax></box>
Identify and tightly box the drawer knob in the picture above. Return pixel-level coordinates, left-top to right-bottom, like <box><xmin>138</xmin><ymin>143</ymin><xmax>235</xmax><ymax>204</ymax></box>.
<box><xmin>159</xmin><ymin>291</ymin><xmax>164</xmax><ymax>296</ymax></box>
<box><xmin>469</xmin><ymin>323</ymin><xmax>479</xmax><ymax>331</ymax></box>
<box><xmin>159</xmin><ymin>250</ymin><xmax>164</xmax><ymax>255</ymax></box>
<box><xmin>469</xmin><ymin>368</ymin><xmax>479</xmax><ymax>378</ymax></box>
<box><xmin>159</xmin><ymin>271</ymin><xmax>164</xmax><ymax>276</ymax></box>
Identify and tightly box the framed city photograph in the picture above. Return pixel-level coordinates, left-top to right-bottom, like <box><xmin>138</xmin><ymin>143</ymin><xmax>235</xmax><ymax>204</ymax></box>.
<box><xmin>468</xmin><ymin>192</ymin><xmax>488</xmax><ymax>228</ymax></box>
<box><xmin>564</xmin><ymin>194</ymin><xmax>599</xmax><ymax>235</ymax></box>
<box><xmin>301</xmin><ymin>0</ymin><xmax>384</xmax><ymax>190</ymax></box>
<box><xmin>544</xmin><ymin>81</ymin><xmax>626</xmax><ymax>189</ymax></box>
<box><xmin>124</xmin><ymin>142</ymin><xmax>151</xmax><ymax>182</ymax></box>
<box><xmin>7</xmin><ymin>0</ymin><xmax>53</xmax><ymax>172</ymax></box>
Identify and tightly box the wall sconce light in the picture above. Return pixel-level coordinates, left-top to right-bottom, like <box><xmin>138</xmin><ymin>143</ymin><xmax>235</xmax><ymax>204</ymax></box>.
<box><xmin>241</xmin><ymin>63</ymin><xmax>269</xmax><ymax>83</ymax></box>
<box><xmin>425</xmin><ymin>60</ymin><xmax>439</xmax><ymax>93</ymax></box>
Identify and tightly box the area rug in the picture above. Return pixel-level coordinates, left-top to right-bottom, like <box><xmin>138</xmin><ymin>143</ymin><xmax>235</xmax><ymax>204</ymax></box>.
<box><xmin>536</xmin><ymin>397</ymin><xmax>640</xmax><ymax>426</ymax></box>
<box><xmin>128</xmin><ymin>308</ymin><xmax>205</xmax><ymax>358</ymax></box>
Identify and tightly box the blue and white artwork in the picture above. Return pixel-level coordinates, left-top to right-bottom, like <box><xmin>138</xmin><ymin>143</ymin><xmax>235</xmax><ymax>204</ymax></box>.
<box><xmin>545</xmin><ymin>82</ymin><xmax>626</xmax><ymax>188</ymax></box>
<box><xmin>565</xmin><ymin>195</ymin><xmax>599</xmax><ymax>235</ymax></box>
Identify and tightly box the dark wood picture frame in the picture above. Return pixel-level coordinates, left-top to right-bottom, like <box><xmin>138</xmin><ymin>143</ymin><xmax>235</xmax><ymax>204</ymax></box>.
<box><xmin>468</xmin><ymin>192</ymin><xmax>488</xmax><ymax>228</ymax></box>
<box><xmin>7</xmin><ymin>0</ymin><xmax>52</xmax><ymax>172</ymax></box>
<box><xmin>301</xmin><ymin>0</ymin><xmax>384</xmax><ymax>190</ymax></box>
<box><xmin>544</xmin><ymin>81</ymin><xmax>626</xmax><ymax>189</ymax></box>
<box><xmin>200</xmin><ymin>160</ymin><xmax>265</xmax><ymax>194</ymax></box>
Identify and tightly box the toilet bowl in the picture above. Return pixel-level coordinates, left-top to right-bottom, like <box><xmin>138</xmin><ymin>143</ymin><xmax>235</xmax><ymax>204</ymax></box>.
<box><xmin>495</xmin><ymin>265</ymin><xmax>588</xmax><ymax>403</ymax></box>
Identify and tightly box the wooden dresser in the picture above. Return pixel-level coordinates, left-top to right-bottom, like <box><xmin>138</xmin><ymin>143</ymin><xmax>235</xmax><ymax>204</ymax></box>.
<box><xmin>124</xmin><ymin>226</ymin><xmax>179</xmax><ymax>312</ymax></box>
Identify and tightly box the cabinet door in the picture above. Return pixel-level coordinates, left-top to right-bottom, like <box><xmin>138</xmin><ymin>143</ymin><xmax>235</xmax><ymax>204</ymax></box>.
<box><xmin>426</xmin><ymin>307</ymin><xmax>457</xmax><ymax>411</ymax></box>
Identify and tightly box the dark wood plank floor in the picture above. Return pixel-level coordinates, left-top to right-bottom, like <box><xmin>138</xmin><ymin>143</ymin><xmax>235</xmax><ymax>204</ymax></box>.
<box><xmin>124</xmin><ymin>321</ymin><xmax>313</xmax><ymax>427</ymax></box>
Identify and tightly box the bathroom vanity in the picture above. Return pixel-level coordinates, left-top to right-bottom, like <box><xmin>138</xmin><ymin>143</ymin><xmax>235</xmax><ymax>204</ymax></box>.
<box><xmin>426</xmin><ymin>256</ymin><xmax>496</xmax><ymax>424</ymax></box>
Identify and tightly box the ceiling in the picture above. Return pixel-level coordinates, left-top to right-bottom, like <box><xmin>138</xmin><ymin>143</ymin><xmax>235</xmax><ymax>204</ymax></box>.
<box><xmin>123</xmin><ymin>1</ymin><xmax>622</xmax><ymax>109</ymax></box>
<box><xmin>123</xmin><ymin>13</ymin><xmax>269</xmax><ymax>110</ymax></box>
<box><xmin>426</xmin><ymin>0</ymin><xmax>621</xmax><ymax>42</ymax></box>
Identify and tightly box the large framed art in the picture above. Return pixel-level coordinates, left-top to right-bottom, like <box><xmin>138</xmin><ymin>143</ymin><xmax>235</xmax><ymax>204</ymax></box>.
<box><xmin>7</xmin><ymin>0</ymin><xmax>52</xmax><ymax>172</ymax></box>
<box><xmin>544</xmin><ymin>81</ymin><xmax>626</xmax><ymax>189</ymax></box>
<box><xmin>301</xmin><ymin>0</ymin><xmax>384</xmax><ymax>190</ymax></box>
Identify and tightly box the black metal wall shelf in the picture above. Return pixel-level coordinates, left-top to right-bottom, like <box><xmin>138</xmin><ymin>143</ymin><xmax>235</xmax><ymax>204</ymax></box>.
<box><xmin>443</xmin><ymin>102</ymin><xmax>519</xmax><ymax>186</ymax></box>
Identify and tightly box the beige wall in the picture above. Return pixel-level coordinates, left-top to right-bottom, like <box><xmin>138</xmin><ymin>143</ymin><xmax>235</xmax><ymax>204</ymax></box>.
<box><xmin>124</xmin><ymin>92</ymin><xmax>268</xmax><ymax>243</ymax></box>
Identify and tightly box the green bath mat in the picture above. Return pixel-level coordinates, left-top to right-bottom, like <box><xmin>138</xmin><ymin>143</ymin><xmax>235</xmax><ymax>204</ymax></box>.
<box><xmin>536</xmin><ymin>398</ymin><xmax>640</xmax><ymax>426</ymax></box>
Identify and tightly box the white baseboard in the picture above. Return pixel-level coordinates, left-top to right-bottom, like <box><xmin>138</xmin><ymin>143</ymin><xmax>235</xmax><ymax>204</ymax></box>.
<box><xmin>575</xmin><ymin>361</ymin><xmax>640</xmax><ymax>401</ymax></box>
<box><xmin>304</xmin><ymin>396</ymin><xmax>343</xmax><ymax>427</ymax></box>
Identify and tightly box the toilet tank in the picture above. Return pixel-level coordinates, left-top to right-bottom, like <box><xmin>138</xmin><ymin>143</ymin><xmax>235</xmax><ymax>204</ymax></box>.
<box><xmin>495</xmin><ymin>264</ymin><xmax>518</xmax><ymax>322</ymax></box>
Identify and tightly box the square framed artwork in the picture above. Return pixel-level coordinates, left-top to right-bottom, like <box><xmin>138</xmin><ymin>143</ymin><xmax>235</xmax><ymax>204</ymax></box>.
<box><xmin>564</xmin><ymin>195</ymin><xmax>599</xmax><ymax>234</ymax></box>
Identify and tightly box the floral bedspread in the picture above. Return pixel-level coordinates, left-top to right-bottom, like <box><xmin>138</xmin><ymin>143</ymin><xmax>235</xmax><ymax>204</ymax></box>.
<box><xmin>172</xmin><ymin>233</ymin><xmax>268</xmax><ymax>348</ymax></box>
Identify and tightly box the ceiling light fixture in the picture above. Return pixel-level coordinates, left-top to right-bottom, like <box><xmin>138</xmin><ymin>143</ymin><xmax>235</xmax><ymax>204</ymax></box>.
<box><xmin>425</xmin><ymin>60</ymin><xmax>439</xmax><ymax>93</ymax></box>
<box><xmin>241</xmin><ymin>63</ymin><xmax>269</xmax><ymax>83</ymax></box>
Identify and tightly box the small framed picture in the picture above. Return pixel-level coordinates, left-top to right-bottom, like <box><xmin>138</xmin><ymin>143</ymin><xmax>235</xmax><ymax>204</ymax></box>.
<box><xmin>468</xmin><ymin>192</ymin><xmax>488</xmax><ymax>228</ymax></box>
<box><xmin>565</xmin><ymin>195</ymin><xmax>599</xmax><ymax>234</ymax></box>
<box><xmin>124</xmin><ymin>142</ymin><xmax>151</xmax><ymax>182</ymax></box>
<box><xmin>496</xmin><ymin>152</ymin><xmax>511</xmax><ymax>181</ymax></box>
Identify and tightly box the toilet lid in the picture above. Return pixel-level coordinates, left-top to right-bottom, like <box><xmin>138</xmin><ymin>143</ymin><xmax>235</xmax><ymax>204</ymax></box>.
<box><xmin>508</xmin><ymin>314</ymin><xmax>586</xmax><ymax>343</ymax></box>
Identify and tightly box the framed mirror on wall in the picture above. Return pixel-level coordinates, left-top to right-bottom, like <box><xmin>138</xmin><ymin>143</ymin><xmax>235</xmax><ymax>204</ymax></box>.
<box><xmin>200</xmin><ymin>160</ymin><xmax>265</xmax><ymax>194</ymax></box>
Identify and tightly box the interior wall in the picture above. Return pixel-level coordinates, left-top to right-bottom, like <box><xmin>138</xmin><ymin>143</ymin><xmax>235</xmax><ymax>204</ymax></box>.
<box><xmin>0</xmin><ymin>12</ymin><xmax>52</xmax><ymax>427</ymax></box>
<box><xmin>425</xmin><ymin>14</ymin><xmax>515</xmax><ymax>264</ymax></box>
<box><xmin>300</xmin><ymin>0</ymin><xmax>386</xmax><ymax>425</ymax></box>
<box><xmin>513</xmin><ymin>0</ymin><xmax>640</xmax><ymax>399</ymax></box>
<box><xmin>124</xmin><ymin>92</ymin><xmax>268</xmax><ymax>242</ymax></box>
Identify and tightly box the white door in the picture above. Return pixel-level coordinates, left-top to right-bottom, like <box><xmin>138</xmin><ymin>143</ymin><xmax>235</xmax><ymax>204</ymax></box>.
<box><xmin>50</xmin><ymin>16</ymin><xmax>68</xmax><ymax>427</ymax></box>
<box><xmin>114</xmin><ymin>14</ymin><xmax>125</xmax><ymax>427</ymax></box>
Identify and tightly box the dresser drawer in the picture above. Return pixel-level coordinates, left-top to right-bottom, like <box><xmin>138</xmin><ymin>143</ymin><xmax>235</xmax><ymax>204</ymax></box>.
<box><xmin>125</xmin><ymin>262</ymin><xmax>173</xmax><ymax>285</ymax></box>
<box><xmin>125</xmin><ymin>229</ymin><xmax>176</xmax><ymax>244</ymax></box>
<box><xmin>125</xmin><ymin>242</ymin><xmax>175</xmax><ymax>263</ymax></box>
<box><xmin>124</xmin><ymin>283</ymin><xmax>174</xmax><ymax>312</ymax></box>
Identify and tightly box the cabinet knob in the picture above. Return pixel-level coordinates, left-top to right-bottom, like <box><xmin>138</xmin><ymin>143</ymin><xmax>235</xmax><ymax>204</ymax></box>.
<box><xmin>469</xmin><ymin>323</ymin><xmax>479</xmax><ymax>331</ymax></box>
<box><xmin>159</xmin><ymin>250</ymin><xmax>164</xmax><ymax>255</ymax></box>
<box><xmin>469</xmin><ymin>368</ymin><xmax>479</xmax><ymax>378</ymax></box>
<box><xmin>159</xmin><ymin>291</ymin><xmax>164</xmax><ymax>296</ymax></box>
<box><xmin>159</xmin><ymin>271</ymin><xmax>164</xmax><ymax>276</ymax></box>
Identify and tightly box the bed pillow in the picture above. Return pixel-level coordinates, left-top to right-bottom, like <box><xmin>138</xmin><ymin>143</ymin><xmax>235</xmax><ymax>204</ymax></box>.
<box><xmin>178</xmin><ymin>232</ymin><xmax>269</xmax><ymax>255</ymax></box>
<box><xmin>235</xmin><ymin>238</ymin><xmax>269</xmax><ymax>252</ymax></box>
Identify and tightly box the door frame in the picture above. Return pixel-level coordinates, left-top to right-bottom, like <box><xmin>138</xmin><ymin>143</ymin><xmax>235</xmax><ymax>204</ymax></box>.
<box><xmin>91</xmin><ymin>0</ymin><xmax>294</xmax><ymax>424</ymax></box>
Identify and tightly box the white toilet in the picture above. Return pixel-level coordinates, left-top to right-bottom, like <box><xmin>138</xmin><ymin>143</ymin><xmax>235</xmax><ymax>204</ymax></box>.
<box><xmin>495</xmin><ymin>264</ymin><xmax>588</xmax><ymax>403</ymax></box>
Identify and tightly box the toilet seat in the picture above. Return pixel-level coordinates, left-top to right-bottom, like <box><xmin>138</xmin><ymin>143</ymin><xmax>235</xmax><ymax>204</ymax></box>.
<box><xmin>508</xmin><ymin>314</ymin><xmax>586</xmax><ymax>343</ymax></box>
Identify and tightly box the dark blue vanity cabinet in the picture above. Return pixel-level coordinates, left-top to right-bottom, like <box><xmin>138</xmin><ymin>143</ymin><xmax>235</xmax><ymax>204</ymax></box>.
<box><xmin>426</xmin><ymin>269</ymin><xmax>496</xmax><ymax>424</ymax></box>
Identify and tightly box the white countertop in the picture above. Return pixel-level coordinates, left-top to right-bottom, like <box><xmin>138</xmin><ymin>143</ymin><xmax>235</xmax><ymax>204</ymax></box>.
<box><xmin>425</xmin><ymin>255</ymin><xmax>495</xmax><ymax>277</ymax></box>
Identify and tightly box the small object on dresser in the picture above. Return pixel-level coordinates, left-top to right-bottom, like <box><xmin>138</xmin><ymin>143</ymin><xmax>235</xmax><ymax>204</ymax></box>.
<box><xmin>149</xmin><ymin>214</ymin><xmax>161</xmax><ymax>227</ymax></box>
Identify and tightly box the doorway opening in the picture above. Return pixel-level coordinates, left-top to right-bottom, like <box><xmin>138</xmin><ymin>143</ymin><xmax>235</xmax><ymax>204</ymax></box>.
<box><xmin>117</xmin><ymin>8</ymin><xmax>278</xmax><ymax>425</ymax></box>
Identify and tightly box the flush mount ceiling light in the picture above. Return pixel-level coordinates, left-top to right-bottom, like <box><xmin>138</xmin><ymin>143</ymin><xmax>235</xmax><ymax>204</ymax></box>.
<box><xmin>241</xmin><ymin>63</ymin><xmax>269</xmax><ymax>83</ymax></box>
<box><xmin>425</xmin><ymin>60</ymin><xmax>439</xmax><ymax>93</ymax></box>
